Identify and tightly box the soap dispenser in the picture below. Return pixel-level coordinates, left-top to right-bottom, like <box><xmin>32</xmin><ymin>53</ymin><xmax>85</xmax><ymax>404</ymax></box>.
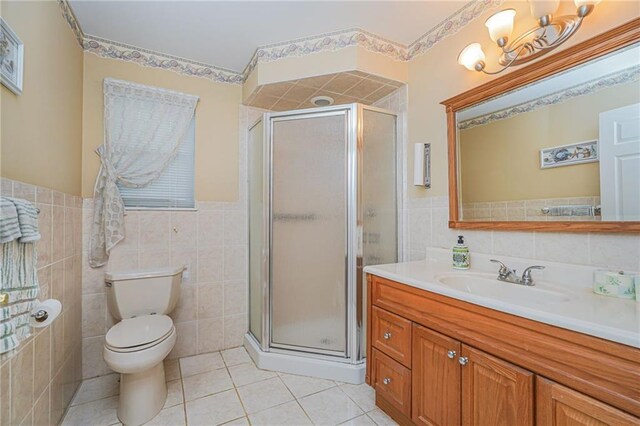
<box><xmin>453</xmin><ymin>235</ymin><xmax>470</xmax><ymax>270</ymax></box>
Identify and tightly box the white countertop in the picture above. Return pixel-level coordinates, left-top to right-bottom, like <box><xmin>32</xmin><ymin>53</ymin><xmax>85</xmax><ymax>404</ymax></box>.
<box><xmin>364</xmin><ymin>256</ymin><xmax>640</xmax><ymax>349</ymax></box>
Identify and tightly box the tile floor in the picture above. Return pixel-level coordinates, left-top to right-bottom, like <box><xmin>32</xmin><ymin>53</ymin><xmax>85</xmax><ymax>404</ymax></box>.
<box><xmin>61</xmin><ymin>347</ymin><xmax>399</xmax><ymax>426</ymax></box>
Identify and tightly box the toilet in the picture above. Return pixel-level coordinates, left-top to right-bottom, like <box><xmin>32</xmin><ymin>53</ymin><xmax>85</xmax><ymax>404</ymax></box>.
<box><xmin>103</xmin><ymin>266</ymin><xmax>184</xmax><ymax>426</ymax></box>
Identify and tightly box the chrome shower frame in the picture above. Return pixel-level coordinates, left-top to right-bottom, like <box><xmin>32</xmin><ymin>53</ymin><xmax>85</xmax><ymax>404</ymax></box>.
<box><xmin>247</xmin><ymin>103</ymin><xmax>400</xmax><ymax>369</ymax></box>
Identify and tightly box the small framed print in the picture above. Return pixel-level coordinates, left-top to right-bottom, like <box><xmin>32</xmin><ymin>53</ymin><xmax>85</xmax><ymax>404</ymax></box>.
<box><xmin>0</xmin><ymin>18</ymin><xmax>23</xmax><ymax>95</ymax></box>
<box><xmin>540</xmin><ymin>140</ymin><xmax>598</xmax><ymax>169</ymax></box>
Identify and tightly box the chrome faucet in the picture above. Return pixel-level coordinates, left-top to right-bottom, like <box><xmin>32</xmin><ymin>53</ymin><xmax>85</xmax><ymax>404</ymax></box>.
<box><xmin>490</xmin><ymin>260</ymin><xmax>545</xmax><ymax>286</ymax></box>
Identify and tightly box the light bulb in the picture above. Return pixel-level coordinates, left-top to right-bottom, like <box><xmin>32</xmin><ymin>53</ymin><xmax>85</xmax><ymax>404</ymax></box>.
<box><xmin>458</xmin><ymin>43</ymin><xmax>486</xmax><ymax>72</ymax></box>
<box><xmin>528</xmin><ymin>0</ymin><xmax>559</xmax><ymax>19</ymax></box>
<box><xmin>485</xmin><ymin>9</ymin><xmax>516</xmax><ymax>44</ymax></box>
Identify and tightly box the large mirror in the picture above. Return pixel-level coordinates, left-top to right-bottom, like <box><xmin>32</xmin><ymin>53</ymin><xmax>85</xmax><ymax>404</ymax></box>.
<box><xmin>444</xmin><ymin>20</ymin><xmax>640</xmax><ymax>232</ymax></box>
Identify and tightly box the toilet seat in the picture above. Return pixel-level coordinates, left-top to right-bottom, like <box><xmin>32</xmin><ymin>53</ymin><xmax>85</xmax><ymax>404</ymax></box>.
<box><xmin>106</xmin><ymin>314</ymin><xmax>174</xmax><ymax>353</ymax></box>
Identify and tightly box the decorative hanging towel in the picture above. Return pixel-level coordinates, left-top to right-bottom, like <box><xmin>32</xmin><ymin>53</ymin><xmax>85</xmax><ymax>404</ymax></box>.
<box><xmin>0</xmin><ymin>197</ymin><xmax>40</xmax><ymax>355</ymax></box>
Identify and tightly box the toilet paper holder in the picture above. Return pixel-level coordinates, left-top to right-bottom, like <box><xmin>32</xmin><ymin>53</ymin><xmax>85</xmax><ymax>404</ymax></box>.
<box><xmin>31</xmin><ymin>309</ymin><xmax>48</xmax><ymax>323</ymax></box>
<box><xmin>29</xmin><ymin>299</ymin><xmax>62</xmax><ymax>328</ymax></box>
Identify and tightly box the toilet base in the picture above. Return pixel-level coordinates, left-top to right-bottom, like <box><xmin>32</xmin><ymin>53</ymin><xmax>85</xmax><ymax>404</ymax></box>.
<box><xmin>117</xmin><ymin>362</ymin><xmax>167</xmax><ymax>426</ymax></box>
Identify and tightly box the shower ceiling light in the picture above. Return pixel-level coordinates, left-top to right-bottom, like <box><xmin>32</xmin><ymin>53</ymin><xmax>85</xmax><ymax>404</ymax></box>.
<box><xmin>458</xmin><ymin>0</ymin><xmax>600</xmax><ymax>74</ymax></box>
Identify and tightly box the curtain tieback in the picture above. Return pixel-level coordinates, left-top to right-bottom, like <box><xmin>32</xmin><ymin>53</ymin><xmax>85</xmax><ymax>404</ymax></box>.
<box><xmin>97</xmin><ymin>145</ymin><xmax>119</xmax><ymax>182</ymax></box>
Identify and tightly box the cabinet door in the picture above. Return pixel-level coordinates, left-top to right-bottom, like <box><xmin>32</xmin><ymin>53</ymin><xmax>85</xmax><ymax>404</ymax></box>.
<box><xmin>537</xmin><ymin>377</ymin><xmax>640</xmax><ymax>426</ymax></box>
<box><xmin>461</xmin><ymin>345</ymin><xmax>534</xmax><ymax>426</ymax></box>
<box><xmin>412</xmin><ymin>324</ymin><xmax>462</xmax><ymax>426</ymax></box>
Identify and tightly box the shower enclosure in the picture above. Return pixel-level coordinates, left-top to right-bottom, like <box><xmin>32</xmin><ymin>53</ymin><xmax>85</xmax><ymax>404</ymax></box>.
<box><xmin>245</xmin><ymin>103</ymin><xmax>399</xmax><ymax>383</ymax></box>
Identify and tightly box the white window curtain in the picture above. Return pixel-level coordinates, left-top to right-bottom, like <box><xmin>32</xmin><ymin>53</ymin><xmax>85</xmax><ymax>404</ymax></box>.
<box><xmin>89</xmin><ymin>78</ymin><xmax>199</xmax><ymax>268</ymax></box>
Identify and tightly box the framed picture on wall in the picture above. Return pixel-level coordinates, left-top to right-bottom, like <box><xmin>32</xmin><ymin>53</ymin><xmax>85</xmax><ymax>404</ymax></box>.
<box><xmin>540</xmin><ymin>140</ymin><xmax>598</xmax><ymax>169</ymax></box>
<box><xmin>0</xmin><ymin>18</ymin><xmax>23</xmax><ymax>95</ymax></box>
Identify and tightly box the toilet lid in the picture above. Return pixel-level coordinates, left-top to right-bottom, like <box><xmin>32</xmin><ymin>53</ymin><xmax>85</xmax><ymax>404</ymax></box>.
<box><xmin>106</xmin><ymin>315</ymin><xmax>174</xmax><ymax>349</ymax></box>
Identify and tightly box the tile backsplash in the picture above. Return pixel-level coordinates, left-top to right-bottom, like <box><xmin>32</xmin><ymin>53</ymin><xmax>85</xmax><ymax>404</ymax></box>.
<box><xmin>0</xmin><ymin>178</ymin><xmax>83</xmax><ymax>425</ymax></box>
<box><xmin>404</xmin><ymin>195</ymin><xmax>640</xmax><ymax>272</ymax></box>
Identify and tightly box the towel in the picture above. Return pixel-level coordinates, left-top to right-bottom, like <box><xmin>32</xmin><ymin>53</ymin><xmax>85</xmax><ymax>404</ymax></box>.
<box><xmin>7</xmin><ymin>197</ymin><xmax>40</xmax><ymax>242</ymax></box>
<box><xmin>0</xmin><ymin>233</ymin><xmax>40</xmax><ymax>355</ymax></box>
<box><xmin>0</xmin><ymin>197</ymin><xmax>21</xmax><ymax>243</ymax></box>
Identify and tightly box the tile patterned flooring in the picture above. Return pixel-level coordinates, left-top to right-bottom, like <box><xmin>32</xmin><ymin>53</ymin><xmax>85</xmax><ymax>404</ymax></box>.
<box><xmin>61</xmin><ymin>347</ymin><xmax>399</xmax><ymax>426</ymax></box>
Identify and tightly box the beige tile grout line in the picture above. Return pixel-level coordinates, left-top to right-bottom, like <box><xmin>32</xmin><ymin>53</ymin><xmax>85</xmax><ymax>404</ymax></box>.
<box><xmin>178</xmin><ymin>361</ymin><xmax>188</xmax><ymax>426</ymax></box>
<box><xmin>63</xmin><ymin>351</ymin><xmax>381</xmax><ymax>425</ymax></box>
<box><xmin>258</xmin><ymin>72</ymin><xmax>398</xmax><ymax>110</ymax></box>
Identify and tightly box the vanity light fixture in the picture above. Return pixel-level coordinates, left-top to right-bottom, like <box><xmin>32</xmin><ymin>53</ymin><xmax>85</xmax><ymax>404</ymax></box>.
<box><xmin>458</xmin><ymin>0</ymin><xmax>600</xmax><ymax>74</ymax></box>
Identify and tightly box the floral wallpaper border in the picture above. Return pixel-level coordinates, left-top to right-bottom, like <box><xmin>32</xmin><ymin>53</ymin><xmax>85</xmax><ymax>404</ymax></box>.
<box><xmin>242</xmin><ymin>28</ymin><xmax>409</xmax><ymax>79</ymax></box>
<box><xmin>57</xmin><ymin>0</ymin><xmax>243</xmax><ymax>85</ymax></box>
<box><xmin>83</xmin><ymin>35</ymin><xmax>245</xmax><ymax>85</ymax></box>
<box><xmin>408</xmin><ymin>0</ymin><xmax>503</xmax><ymax>58</ymax></box>
<box><xmin>57</xmin><ymin>0</ymin><xmax>501</xmax><ymax>85</ymax></box>
<box><xmin>57</xmin><ymin>0</ymin><xmax>84</xmax><ymax>47</ymax></box>
<box><xmin>458</xmin><ymin>65</ymin><xmax>640</xmax><ymax>130</ymax></box>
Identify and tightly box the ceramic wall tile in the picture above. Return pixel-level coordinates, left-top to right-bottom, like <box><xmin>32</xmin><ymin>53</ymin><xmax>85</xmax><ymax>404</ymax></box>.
<box><xmin>589</xmin><ymin>233</ymin><xmax>640</xmax><ymax>271</ymax></box>
<box><xmin>403</xmin><ymin>193</ymin><xmax>637</xmax><ymax>285</ymax></box>
<box><xmin>81</xmin><ymin>187</ymin><xmax>250</xmax><ymax>379</ymax></box>
<box><xmin>0</xmin><ymin>179</ymin><xmax>83</xmax><ymax>423</ymax></box>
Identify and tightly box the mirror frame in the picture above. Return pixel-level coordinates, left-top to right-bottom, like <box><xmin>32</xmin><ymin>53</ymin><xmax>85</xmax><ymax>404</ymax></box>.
<box><xmin>442</xmin><ymin>18</ymin><xmax>640</xmax><ymax>233</ymax></box>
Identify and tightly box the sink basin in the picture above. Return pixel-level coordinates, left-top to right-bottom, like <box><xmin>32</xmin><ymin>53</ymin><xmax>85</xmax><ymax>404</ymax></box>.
<box><xmin>434</xmin><ymin>272</ymin><xmax>571</xmax><ymax>304</ymax></box>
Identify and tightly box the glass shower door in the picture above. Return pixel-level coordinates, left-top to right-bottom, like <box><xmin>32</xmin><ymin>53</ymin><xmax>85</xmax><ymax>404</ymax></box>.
<box><xmin>270</xmin><ymin>111</ymin><xmax>348</xmax><ymax>355</ymax></box>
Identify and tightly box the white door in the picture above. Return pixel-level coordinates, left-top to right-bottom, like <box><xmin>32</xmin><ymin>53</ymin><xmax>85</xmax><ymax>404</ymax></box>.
<box><xmin>599</xmin><ymin>103</ymin><xmax>640</xmax><ymax>221</ymax></box>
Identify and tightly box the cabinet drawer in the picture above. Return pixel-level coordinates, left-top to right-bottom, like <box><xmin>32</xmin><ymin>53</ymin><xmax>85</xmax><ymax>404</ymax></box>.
<box><xmin>372</xmin><ymin>306</ymin><xmax>412</xmax><ymax>367</ymax></box>
<box><xmin>372</xmin><ymin>348</ymin><xmax>412</xmax><ymax>417</ymax></box>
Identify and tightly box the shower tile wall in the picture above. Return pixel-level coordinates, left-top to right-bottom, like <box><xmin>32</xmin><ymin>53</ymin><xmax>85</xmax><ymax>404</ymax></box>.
<box><xmin>80</xmin><ymin>105</ymin><xmax>259</xmax><ymax>380</ymax></box>
<box><xmin>0</xmin><ymin>178</ymin><xmax>83</xmax><ymax>425</ymax></box>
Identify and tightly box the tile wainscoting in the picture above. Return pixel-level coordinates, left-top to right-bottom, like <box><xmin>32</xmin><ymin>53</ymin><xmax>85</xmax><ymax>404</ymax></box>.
<box><xmin>81</xmin><ymin>199</ymin><xmax>250</xmax><ymax>378</ymax></box>
<box><xmin>0</xmin><ymin>178</ymin><xmax>83</xmax><ymax>425</ymax></box>
<box><xmin>80</xmin><ymin>105</ymin><xmax>259</xmax><ymax>380</ymax></box>
<box><xmin>404</xmin><ymin>195</ymin><xmax>640</xmax><ymax>272</ymax></box>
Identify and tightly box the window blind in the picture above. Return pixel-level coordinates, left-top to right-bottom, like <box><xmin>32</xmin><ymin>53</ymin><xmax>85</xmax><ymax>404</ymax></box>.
<box><xmin>117</xmin><ymin>118</ymin><xmax>196</xmax><ymax>209</ymax></box>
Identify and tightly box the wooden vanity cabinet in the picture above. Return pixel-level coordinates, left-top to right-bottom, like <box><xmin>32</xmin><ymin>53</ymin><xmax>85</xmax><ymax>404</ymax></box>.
<box><xmin>461</xmin><ymin>345</ymin><xmax>534</xmax><ymax>426</ymax></box>
<box><xmin>411</xmin><ymin>325</ymin><xmax>461</xmax><ymax>426</ymax></box>
<box><xmin>411</xmin><ymin>324</ymin><xmax>534</xmax><ymax>426</ymax></box>
<box><xmin>537</xmin><ymin>378</ymin><xmax>640</xmax><ymax>426</ymax></box>
<box><xmin>366</xmin><ymin>274</ymin><xmax>640</xmax><ymax>426</ymax></box>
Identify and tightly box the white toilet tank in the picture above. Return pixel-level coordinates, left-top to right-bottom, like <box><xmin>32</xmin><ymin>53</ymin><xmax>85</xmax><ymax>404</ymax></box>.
<box><xmin>105</xmin><ymin>266</ymin><xmax>184</xmax><ymax>320</ymax></box>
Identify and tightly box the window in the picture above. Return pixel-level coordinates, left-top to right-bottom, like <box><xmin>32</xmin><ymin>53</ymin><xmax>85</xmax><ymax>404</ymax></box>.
<box><xmin>117</xmin><ymin>118</ymin><xmax>196</xmax><ymax>209</ymax></box>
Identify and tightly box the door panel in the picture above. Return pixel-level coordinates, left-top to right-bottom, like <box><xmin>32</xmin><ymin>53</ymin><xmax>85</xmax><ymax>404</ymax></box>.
<box><xmin>270</xmin><ymin>113</ymin><xmax>348</xmax><ymax>354</ymax></box>
<box><xmin>248</xmin><ymin>120</ymin><xmax>264</xmax><ymax>343</ymax></box>
<box><xmin>412</xmin><ymin>325</ymin><xmax>461</xmax><ymax>426</ymax></box>
<box><xmin>599</xmin><ymin>102</ymin><xmax>640</xmax><ymax>221</ymax></box>
<box><xmin>461</xmin><ymin>345</ymin><xmax>534</xmax><ymax>426</ymax></box>
<box><xmin>537</xmin><ymin>377</ymin><xmax>639</xmax><ymax>426</ymax></box>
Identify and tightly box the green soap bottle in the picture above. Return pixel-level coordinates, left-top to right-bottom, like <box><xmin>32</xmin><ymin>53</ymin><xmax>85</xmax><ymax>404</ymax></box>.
<box><xmin>452</xmin><ymin>235</ymin><xmax>470</xmax><ymax>270</ymax></box>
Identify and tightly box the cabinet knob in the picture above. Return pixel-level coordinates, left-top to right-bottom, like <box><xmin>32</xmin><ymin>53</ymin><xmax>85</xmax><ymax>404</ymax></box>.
<box><xmin>382</xmin><ymin>378</ymin><xmax>392</xmax><ymax>385</ymax></box>
<box><xmin>458</xmin><ymin>356</ymin><xmax>469</xmax><ymax>366</ymax></box>
<box><xmin>383</xmin><ymin>332</ymin><xmax>392</xmax><ymax>340</ymax></box>
<box><xmin>447</xmin><ymin>350</ymin><xmax>456</xmax><ymax>359</ymax></box>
